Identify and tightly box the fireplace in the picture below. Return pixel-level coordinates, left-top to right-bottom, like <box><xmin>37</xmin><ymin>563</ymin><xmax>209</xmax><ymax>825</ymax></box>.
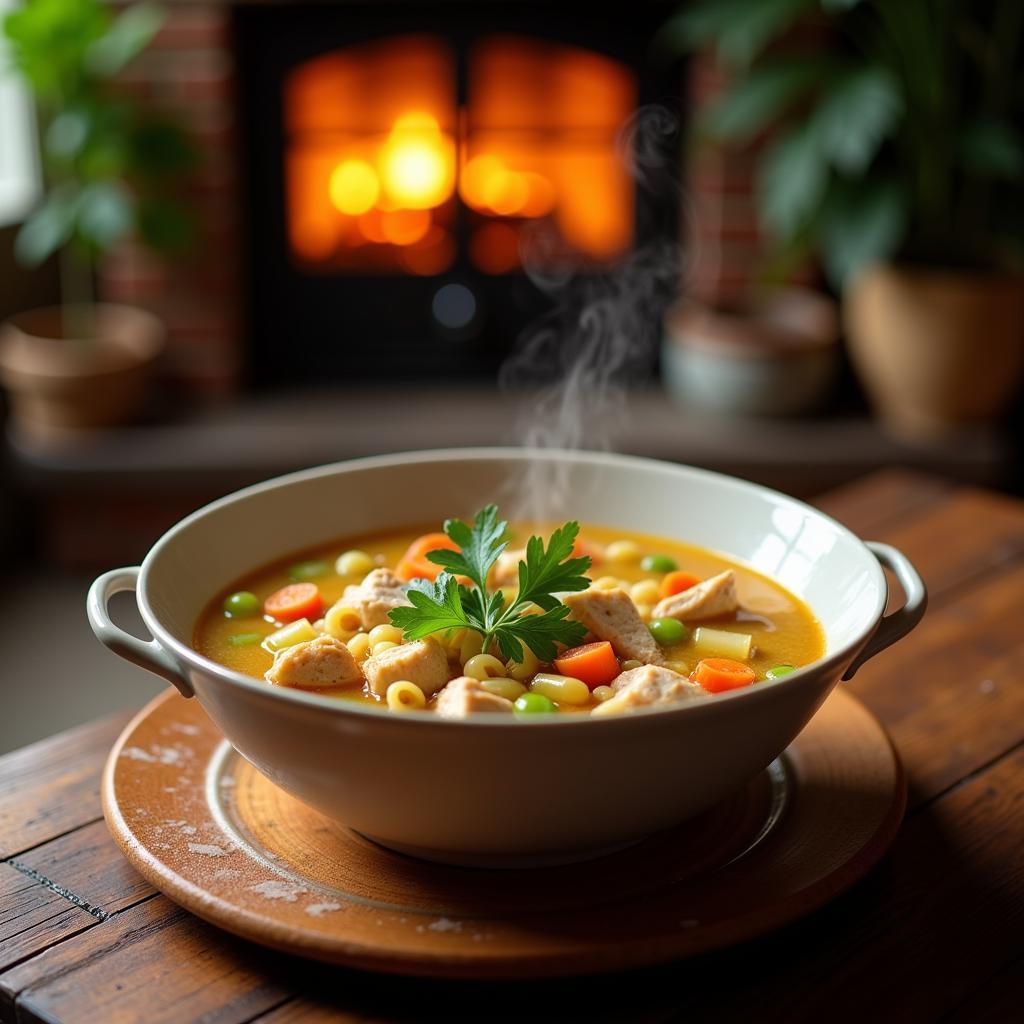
<box><xmin>233</xmin><ymin>2</ymin><xmax>681</xmax><ymax>386</ymax></box>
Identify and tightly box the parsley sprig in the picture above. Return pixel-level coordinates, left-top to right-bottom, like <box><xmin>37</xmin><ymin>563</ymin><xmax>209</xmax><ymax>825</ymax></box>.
<box><xmin>388</xmin><ymin>505</ymin><xmax>592</xmax><ymax>662</ymax></box>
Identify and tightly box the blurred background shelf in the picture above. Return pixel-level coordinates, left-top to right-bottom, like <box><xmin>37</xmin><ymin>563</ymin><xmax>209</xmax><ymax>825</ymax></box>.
<box><xmin>6</xmin><ymin>386</ymin><xmax>1014</xmax><ymax>569</ymax></box>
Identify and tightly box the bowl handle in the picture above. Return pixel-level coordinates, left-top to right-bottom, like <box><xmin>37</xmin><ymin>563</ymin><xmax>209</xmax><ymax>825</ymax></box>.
<box><xmin>842</xmin><ymin>542</ymin><xmax>927</xmax><ymax>680</ymax></box>
<box><xmin>87</xmin><ymin>567</ymin><xmax>194</xmax><ymax>698</ymax></box>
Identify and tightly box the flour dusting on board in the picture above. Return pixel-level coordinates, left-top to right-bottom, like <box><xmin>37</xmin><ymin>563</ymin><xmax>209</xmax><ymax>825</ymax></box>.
<box><xmin>250</xmin><ymin>880</ymin><xmax>308</xmax><ymax>902</ymax></box>
<box><xmin>188</xmin><ymin>842</ymin><xmax>228</xmax><ymax>857</ymax></box>
<box><xmin>305</xmin><ymin>901</ymin><xmax>344</xmax><ymax>917</ymax></box>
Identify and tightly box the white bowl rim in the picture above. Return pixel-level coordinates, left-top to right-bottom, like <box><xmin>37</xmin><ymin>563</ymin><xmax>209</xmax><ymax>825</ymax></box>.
<box><xmin>135</xmin><ymin>447</ymin><xmax>886</xmax><ymax>728</ymax></box>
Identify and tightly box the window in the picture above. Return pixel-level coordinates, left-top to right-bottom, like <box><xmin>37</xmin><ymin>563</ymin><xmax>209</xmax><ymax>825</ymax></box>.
<box><xmin>0</xmin><ymin>0</ymin><xmax>41</xmax><ymax>229</ymax></box>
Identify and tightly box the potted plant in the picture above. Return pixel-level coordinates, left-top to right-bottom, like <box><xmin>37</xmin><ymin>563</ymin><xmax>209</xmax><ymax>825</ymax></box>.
<box><xmin>663</xmin><ymin>0</ymin><xmax>1024</xmax><ymax>437</ymax></box>
<box><xmin>0</xmin><ymin>0</ymin><xmax>193</xmax><ymax>442</ymax></box>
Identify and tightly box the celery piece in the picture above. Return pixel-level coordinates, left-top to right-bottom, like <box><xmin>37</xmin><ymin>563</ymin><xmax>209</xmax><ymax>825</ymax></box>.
<box><xmin>228</xmin><ymin>632</ymin><xmax>263</xmax><ymax>647</ymax></box>
<box><xmin>692</xmin><ymin>626</ymin><xmax>753</xmax><ymax>660</ymax></box>
<box><xmin>262</xmin><ymin>617</ymin><xmax>317</xmax><ymax>654</ymax></box>
<box><xmin>289</xmin><ymin>560</ymin><xmax>328</xmax><ymax>582</ymax></box>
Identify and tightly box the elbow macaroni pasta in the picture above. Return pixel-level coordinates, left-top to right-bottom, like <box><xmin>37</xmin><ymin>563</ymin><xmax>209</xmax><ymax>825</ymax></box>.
<box><xmin>386</xmin><ymin>680</ymin><xmax>426</xmax><ymax>711</ymax></box>
<box><xmin>464</xmin><ymin>653</ymin><xmax>505</xmax><ymax>680</ymax></box>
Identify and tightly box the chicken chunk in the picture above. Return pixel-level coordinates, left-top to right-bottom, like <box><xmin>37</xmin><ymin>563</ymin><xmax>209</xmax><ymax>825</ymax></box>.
<box><xmin>591</xmin><ymin>665</ymin><xmax>707</xmax><ymax>717</ymax></box>
<box><xmin>342</xmin><ymin>568</ymin><xmax>411</xmax><ymax>629</ymax></box>
<box><xmin>490</xmin><ymin>547</ymin><xmax>525</xmax><ymax>588</ymax></box>
<box><xmin>435</xmin><ymin>676</ymin><xmax>515</xmax><ymax>718</ymax></box>
<box><xmin>562</xmin><ymin>587</ymin><xmax>664</xmax><ymax>665</ymax></box>
<box><xmin>264</xmin><ymin>635</ymin><xmax>362</xmax><ymax>689</ymax></box>
<box><xmin>652</xmin><ymin>570</ymin><xmax>739</xmax><ymax>622</ymax></box>
<box><xmin>362</xmin><ymin>639</ymin><xmax>450</xmax><ymax>697</ymax></box>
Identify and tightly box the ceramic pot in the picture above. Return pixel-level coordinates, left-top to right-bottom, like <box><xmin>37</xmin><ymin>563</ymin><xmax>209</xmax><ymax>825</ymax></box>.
<box><xmin>88</xmin><ymin>450</ymin><xmax>925</xmax><ymax>867</ymax></box>
<box><xmin>661</xmin><ymin>288</ymin><xmax>839</xmax><ymax>417</ymax></box>
<box><xmin>0</xmin><ymin>303</ymin><xmax>165</xmax><ymax>442</ymax></box>
<box><xmin>845</xmin><ymin>264</ymin><xmax>1024</xmax><ymax>438</ymax></box>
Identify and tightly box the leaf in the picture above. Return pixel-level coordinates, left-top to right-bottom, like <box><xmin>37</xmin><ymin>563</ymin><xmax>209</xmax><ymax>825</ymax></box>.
<box><xmin>657</xmin><ymin>0</ymin><xmax>814</xmax><ymax>67</ymax></box>
<box><xmin>493</xmin><ymin>606</ymin><xmax>589</xmax><ymax>663</ymax></box>
<box><xmin>812</xmin><ymin>66</ymin><xmax>902</xmax><ymax>174</ymax></box>
<box><xmin>428</xmin><ymin>505</ymin><xmax>507</xmax><ymax>596</ymax></box>
<box><xmin>820</xmin><ymin>0</ymin><xmax>860</xmax><ymax>10</ymax></box>
<box><xmin>128</xmin><ymin>118</ymin><xmax>196</xmax><ymax>181</ymax></box>
<box><xmin>86</xmin><ymin>2</ymin><xmax>165</xmax><ymax>77</ymax></box>
<box><xmin>757</xmin><ymin>123</ymin><xmax>828</xmax><ymax>239</ymax></box>
<box><xmin>3</xmin><ymin>0</ymin><xmax>108</xmax><ymax>101</ymax></box>
<box><xmin>717</xmin><ymin>0</ymin><xmax>819</xmax><ymax>68</ymax></box>
<box><xmin>391</xmin><ymin>506</ymin><xmax>593</xmax><ymax>658</ymax></box>
<box><xmin>958</xmin><ymin>119</ymin><xmax>1024</xmax><ymax>180</ymax></box>
<box><xmin>515</xmin><ymin>522</ymin><xmax>592</xmax><ymax>609</ymax></box>
<box><xmin>820</xmin><ymin>179</ymin><xmax>907</xmax><ymax>288</ymax></box>
<box><xmin>388</xmin><ymin>573</ymin><xmax>472</xmax><ymax>639</ymax></box>
<box><xmin>45</xmin><ymin>109</ymin><xmax>92</xmax><ymax>160</ymax></box>
<box><xmin>136</xmin><ymin>196</ymin><xmax>194</xmax><ymax>253</ymax></box>
<box><xmin>704</xmin><ymin>59</ymin><xmax>825</xmax><ymax>143</ymax></box>
<box><xmin>76</xmin><ymin>181</ymin><xmax>133</xmax><ymax>250</ymax></box>
<box><xmin>14</xmin><ymin>185</ymin><xmax>79</xmax><ymax>266</ymax></box>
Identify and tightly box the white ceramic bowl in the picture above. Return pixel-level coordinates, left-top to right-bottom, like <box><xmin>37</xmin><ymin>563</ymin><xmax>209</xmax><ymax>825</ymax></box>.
<box><xmin>88</xmin><ymin>449</ymin><xmax>925</xmax><ymax>866</ymax></box>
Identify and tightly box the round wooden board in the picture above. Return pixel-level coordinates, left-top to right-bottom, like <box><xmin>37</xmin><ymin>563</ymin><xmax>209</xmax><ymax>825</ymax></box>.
<box><xmin>102</xmin><ymin>687</ymin><xmax>905</xmax><ymax>979</ymax></box>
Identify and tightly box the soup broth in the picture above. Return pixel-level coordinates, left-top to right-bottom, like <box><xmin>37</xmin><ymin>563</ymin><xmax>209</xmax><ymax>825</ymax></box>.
<box><xmin>194</xmin><ymin>519</ymin><xmax>825</xmax><ymax>717</ymax></box>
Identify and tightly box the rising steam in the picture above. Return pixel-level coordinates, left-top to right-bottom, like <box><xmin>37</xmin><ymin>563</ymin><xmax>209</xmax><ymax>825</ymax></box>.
<box><xmin>499</xmin><ymin>105</ymin><xmax>682</xmax><ymax>521</ymax></box>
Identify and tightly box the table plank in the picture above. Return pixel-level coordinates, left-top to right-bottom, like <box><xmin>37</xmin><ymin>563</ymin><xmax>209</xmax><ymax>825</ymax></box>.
<box><xmin>677</xmin><ymin>743</ymin><xmax>1024</xmax><ymax>1022</ymax></box>
<box><xmin>0</xmin><ymin>867</ymin><xmax>92</xmax><ymax>984</ymax></box>
<box><xmin>943</xmin><ymin>955</ymin><xmax>1024</xmax><ymax>1022</ymax></box>
<box><xmin>2</xmin><ymin>897</ymin><xmax>293</xmax><ymax>1024</ymax></box>
<box><xmin>0</xmin><ymin>820</ymin><xmax>156</xmax><ymax>974</ymax></box>
<box><xmin>814</xmin><ymin>467</ymin><xmax>957</xmax><ymax>535</ymax></box>
<box><xmin>861</xmin><ymin>485</ymin><xmax>1024</xmax><ymax>606</ymax></box>
<box><xmin>0</xmin><ymin>710</ymin><xmax>135</xmax><ymax>860</ymax></box>
<box><xmin>248</xmin><ymin>1005</ymin><xmax>362</xmax><ymax>1024</ymax></box>
<box><xmin>845</xmin><ymin>562</ymin><xmax>1024</xmax><ymax>807</ymax></box>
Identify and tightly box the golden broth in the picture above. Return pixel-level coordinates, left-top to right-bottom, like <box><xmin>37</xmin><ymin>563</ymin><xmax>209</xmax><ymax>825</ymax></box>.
<box><xmin>193</xmin><ymin>521</ymin><xmax>825</xmax><ymax>713</ymax></box>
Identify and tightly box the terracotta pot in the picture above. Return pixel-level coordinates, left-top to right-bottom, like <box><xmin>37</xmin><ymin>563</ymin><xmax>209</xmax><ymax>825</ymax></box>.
<box><xmin>662</xmin><ymin>288</ymin><xmax>839</xmax><ymax>416</ymax></box>
<box><xmin>0</xmin><ymin>303</ymin><xmax>164</xmax><ymax>442</ymax></box>
<box><xmin>845</xmin><ymin>264</ymin><xmax>1024</xmax><ymax>439</ymax></box>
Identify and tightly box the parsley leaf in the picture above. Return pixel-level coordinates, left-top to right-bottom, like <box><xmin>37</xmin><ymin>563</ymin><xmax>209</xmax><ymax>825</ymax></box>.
<box><xmin>426</xmin><ymin>505</ymin><xmax>507</xmax><ymax>598</ymax></box>
<box><xmin>388</xmin><ymin>505</ymin><xmax>593</xmax><ymax>661</ymax></box>
<box><xmin>516</xmin><ymin>522</ymin><xmax>593</xmax><ymax>612</ymax></box>
<box><xmin>493</xmin><ymin>604</ymin><xmax>589</xmax><ymax>663</ymax></box>
<box><xmin>389</xmin><ymin>572</ymin><xmax>477</xmax><ymax>639</ymax></box>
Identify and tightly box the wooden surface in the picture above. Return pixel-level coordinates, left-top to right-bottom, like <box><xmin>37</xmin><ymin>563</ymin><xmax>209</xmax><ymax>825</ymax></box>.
<box><xmin>1</xmin><ymin>469</ymin><xmax>1022</xmax><ymax>1022</ymax></box>
<box><xmin>100</xmin><ymin>686</ymin><xmax>902</xmax><ymax>979</ymax></box>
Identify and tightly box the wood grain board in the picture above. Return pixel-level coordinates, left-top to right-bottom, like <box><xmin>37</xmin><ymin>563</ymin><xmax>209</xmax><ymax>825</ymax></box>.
<box><xmin>1</xmin><ymin>470</ymin><xmax>1022</xmax><ymax>1022</ymax></box>
<box><xmin>98</xmin><ymin>686</ymin><xmax>902</xmax><ymax>979</ymax></box>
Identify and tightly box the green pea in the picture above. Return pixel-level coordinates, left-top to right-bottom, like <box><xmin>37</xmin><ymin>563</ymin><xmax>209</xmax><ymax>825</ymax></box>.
<box><xmin>641</xmin><ymin>554</ymin><xmax>677</xmax><ymax>574</ymax></box>
<box><xmin>766</xmin><ymin>664</ymin><xmax>796</xmax><ymax>680</ymax></box>
<box><xmin>223</xmin><ymin>591</ymin><xmax>260</xmax><ymax>618</ymax></box>
<box><xmin>228</xmin><ymin>632</ymin><xmax>263</xmax><ymax>647</ymax></box>
<box><xmin>649</xmin><ymin>617</ymin><xmax>689</xmax><ymax>646</ymax></box>
<box><xmin>289</xmin><ymin>560</ymin><xmax>329</xmax><ymax>582</ymax></box>
<box><xmin>514</xmin><ymin>693</ymin><xmax>558</xmax><ymax>716</ymax></box>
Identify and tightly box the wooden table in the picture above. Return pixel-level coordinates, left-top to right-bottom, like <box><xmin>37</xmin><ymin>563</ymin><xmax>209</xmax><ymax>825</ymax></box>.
<box><xmin>2</xmin><ymin>469</ymin><xmax>1022</xmax><ymax>1023</ymax></box>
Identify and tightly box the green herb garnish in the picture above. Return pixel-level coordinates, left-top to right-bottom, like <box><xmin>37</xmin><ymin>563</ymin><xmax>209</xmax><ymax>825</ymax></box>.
<box><xmin>388</xmin><ymin>505</ymin><xmax>592</xmax><ymax>662</ymax></box>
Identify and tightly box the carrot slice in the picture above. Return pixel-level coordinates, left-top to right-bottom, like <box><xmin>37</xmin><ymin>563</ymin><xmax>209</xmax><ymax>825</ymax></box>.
<box><xmin>692</xmin><ymin>657</ymin><xmax>756</xmax><ymax>693</ymax></box>
<box><xmin>554</xmin><ymin>640</ymin><xmax>620</xmax><ymax>689</ymax></box>
<box><xmin>572</xmin><ymin>536</ymin><xmax>602</xmax><ymax>566</ymax></box>
<box><xmin>395</xmin><ymin>532</ymin><xmax>460</xmax><ymax>582</ymax></box>
<box><xmin>660</xmin><ymin>570</ymin><xmax>701</xmax><ymax>599</ymax></box>
<box><xmin>264</xmin><ymin>582</ymin><xmax>323</xmax><ymax>623</ymax></box>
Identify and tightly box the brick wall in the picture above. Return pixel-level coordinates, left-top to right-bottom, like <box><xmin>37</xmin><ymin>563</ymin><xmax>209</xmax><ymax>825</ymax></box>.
<box><xmin>99</xmin><ymin>3</ymin><xmax>242</xmax><ymax>398</ymax></box>
<box><xmin>682</xmin><ymin>49</ymin><xmax>765</xmax><ymax>306</ymax></box>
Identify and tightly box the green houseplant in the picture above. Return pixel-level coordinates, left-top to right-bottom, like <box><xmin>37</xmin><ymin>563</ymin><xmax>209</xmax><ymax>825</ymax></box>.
<box><xmin>664</xmin><ymin>0</ymin><xmax>1024</xmax><ymax>436</ymax></box>
<box><xmin>0</xmin><ymin>0</ymin><xmax>193</xmax><ymax>441</ymax></box>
